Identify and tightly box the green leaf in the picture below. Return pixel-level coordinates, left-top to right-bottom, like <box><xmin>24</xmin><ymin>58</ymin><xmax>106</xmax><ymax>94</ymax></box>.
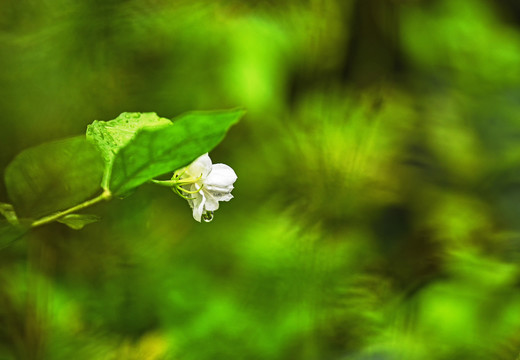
<box><xmin>57</xmin><ymin>214</ymin><xmax>100</xmax><ymax>230</ymax></box>
<box><xmin>4</xmin><ymin>136</ymin><xmax>104</xmax><ymax>218</ymax></box>
<box><xmin>0</xmin><ymin>220</ymin><xmax>28</xmax><ymax>250</ymax></box>
<box><xmin>109</xmin><ymin>109</ymin><xmax>244</xmax><ymax>196</ymax></box>
<box><xmin>0</xmin><ymin>202</ymin><xmax>18</xmax><ymax>225</ymax></box>
<box><xmin>86</xmin><ymin>112</ymin><xmax>172</xmax><ymax>189</ymax></box>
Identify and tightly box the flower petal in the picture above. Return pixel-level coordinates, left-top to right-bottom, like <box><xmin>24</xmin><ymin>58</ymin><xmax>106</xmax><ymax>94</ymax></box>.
<box><xmin>206</xmin><ymin>163</ymin><xmax>237</xmax><ymax>190</ymax></box>
<box><xmin>185</xmin><ymin>153</ymin><xmax>212</xmax><ymax>180</ymax></box>
<box><xmin>191</xmin><ymin>191</ymin><xmax>206</xmax><ymax>222</ymax></box>
<box><xmin>184</xmin><ymin>184</ymin><xmax>202</xmax><ymax>209</ymax></box>
<box><xmin>206</xmin><ymin>189</ymin><xmax>233</xmax><ymax>202</ymax></box>
<box><xmin>203</xmin><ymin>190</ymin><xmax>220</xmax><ymax>211</ymax></box>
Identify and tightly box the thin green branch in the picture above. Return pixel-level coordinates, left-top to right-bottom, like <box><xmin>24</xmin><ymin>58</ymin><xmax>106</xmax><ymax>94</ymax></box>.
<box><xmin>30</xmin><ymin>190</ymin><xmax>112</xmax><ymax>228</ymax></box>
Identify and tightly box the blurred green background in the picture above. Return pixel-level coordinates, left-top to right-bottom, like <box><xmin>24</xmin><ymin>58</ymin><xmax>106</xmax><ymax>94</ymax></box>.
<box><xmin>2</xmin><ymin>0</ymin><xmax>520</xmax><ymax>359</ymax></box>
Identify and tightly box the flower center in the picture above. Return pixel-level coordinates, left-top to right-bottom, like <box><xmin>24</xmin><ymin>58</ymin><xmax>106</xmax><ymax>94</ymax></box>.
<box><xmin>170</xmin><ymin>171</ymin><xmax>204</xmax><ymax>200</ymax></box>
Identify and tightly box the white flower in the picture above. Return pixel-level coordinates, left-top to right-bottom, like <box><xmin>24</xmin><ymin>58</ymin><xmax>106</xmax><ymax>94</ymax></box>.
<box><xmin>175</xmin><ymin>153</ymin><xmax>237</xmax><ymax>222</ymax></box>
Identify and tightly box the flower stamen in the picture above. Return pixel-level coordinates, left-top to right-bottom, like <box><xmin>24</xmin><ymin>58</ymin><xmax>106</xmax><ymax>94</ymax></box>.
<box><xmin>177</xmin><ymin>185</ymin><xmax>204</xmax><ymax>194</ymax></box>
<box><xmin>172</xmin><ymin>186</ymin><xmax>196</xmax><ymax>201</ymax></box>
<box><xmin>174</xmin><ymin>173</ymin><xmax>204</xmax><ymax>186</ymax></box>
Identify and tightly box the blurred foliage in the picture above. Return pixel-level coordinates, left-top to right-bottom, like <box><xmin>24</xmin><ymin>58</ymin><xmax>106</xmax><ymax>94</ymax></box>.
<box><xmin>2</xmin><ymin>0</ymin><xmax>520</xmax><ymax>359</ymax></box>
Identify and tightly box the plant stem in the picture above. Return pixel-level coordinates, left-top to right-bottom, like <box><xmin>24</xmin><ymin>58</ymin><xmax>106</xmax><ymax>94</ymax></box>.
<box><xmin>30</xmin><ymin>190</ymin><xmax>112</xmax><ymax>228</ymax></box>
<box><xmin>150</xmin><ymin>179</ymin><xmax>177</xmax><ymax>187</ymax></box>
